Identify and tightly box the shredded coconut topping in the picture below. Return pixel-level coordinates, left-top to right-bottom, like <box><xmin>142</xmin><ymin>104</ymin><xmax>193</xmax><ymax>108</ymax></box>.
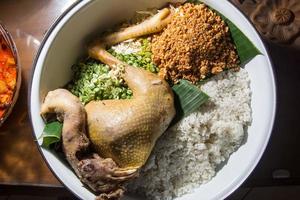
<box><xmin>152</xmin><ymin>3</ymin><xmax>240</xmax><ymax>84</ymax></box>
<box><xmin>111</xmin><ymin>39</ymin><xmax>142</xmax><ymax>55</ymax></box>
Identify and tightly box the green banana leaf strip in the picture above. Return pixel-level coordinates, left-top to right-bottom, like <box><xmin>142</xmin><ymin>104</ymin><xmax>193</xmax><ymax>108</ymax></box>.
<box><xmin>172</xmin><ymin>80</ymin><xmax>209</xmax><ymax>122</ymax></box>
<box><xmin>186</xmin><ymin>0</ymin><xmax>200</xmax><ymax>4</ymax></box>
<box><xmin>40</xmin><ymin>121</ymin><xmax>63</xmax><ymax>148</ymax></box>
<box><xmin>219</xmin><ymin>14</ymin><xmax>261</xmax><ymax>65</ymax></box>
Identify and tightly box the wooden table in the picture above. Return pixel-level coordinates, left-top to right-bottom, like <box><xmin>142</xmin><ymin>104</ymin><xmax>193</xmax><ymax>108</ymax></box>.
<box><xmin>0</xmin><ymin>0</ymin><xmax>76</xmax><ymax>187</ymax></box>
<box><xmin>0</xmin><ymin>0</ymin><xmax>300</xmax><ymax>199</ymax></box>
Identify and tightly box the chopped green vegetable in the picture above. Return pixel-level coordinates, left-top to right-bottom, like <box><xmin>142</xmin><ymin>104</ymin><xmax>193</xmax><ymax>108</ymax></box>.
<box><xmin>109</xmin><ymin>39</ymin><xmax>159</xmax><ymax>73</ymax></box>
<box><xmin>40</xmin><ymin>121</ymin><xmax>63</xmax><ymax>148</ymax></box>
<box><xmin>67</xmin><ymin>59</ymin><xmax>132</xmax><ymax>104</ymax></box>
<box><xmin>172</xmin><ymin>80</ymin><xmax>209</xmax><ymax>120</ymax></box>
<box><xmin>67</xmin><ymin>39</ymin><xmax>157</xmax><ymax>105</ymax></box>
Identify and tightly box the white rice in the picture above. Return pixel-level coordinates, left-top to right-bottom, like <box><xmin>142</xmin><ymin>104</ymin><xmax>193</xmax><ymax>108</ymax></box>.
<box><xmin>127</xmin><ymin>69</ymin><xmax>252</xmax><ymax>200</ymax></box>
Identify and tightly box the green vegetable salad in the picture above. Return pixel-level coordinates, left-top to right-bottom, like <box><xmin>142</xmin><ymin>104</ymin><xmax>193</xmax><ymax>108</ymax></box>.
<box><xmin>67</xmin><ymin>39</ymin><xmax>157</xmax><ymax>104</ymax></box>
<box><xmin>67</xmin><ymin>60</ymin><xmax>132</xmax><ymax>104</ymax></box>
<box><xmin>109</xmin><ymin>39</ymin><xmax>158</xmax><ymax>73</ymax></box>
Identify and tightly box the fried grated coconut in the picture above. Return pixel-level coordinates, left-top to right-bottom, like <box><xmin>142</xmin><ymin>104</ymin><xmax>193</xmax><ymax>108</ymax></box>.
<box><xmin>151</xmin><ymin>3</ymin><xmax>240</xmax><ymax>84</ymax></box>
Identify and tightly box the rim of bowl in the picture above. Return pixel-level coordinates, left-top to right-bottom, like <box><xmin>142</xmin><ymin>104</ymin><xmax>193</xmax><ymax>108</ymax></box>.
<box><xmin>28</xmin><ymin>1</ymin><xmax>277</xmax><ymax>200</ymax></box>
<box><xmin>208</xmin><ymin>2</ymin><xmax>277</xmax><ymax>199</ymax></box>
<box><xmin>0</xmin><ymin>22</ymin><xmax>22</xmax><ymax>126</ymax></box>
<box><xmin>28</xmin><ymin>2</ymin><xmax>86</xmax><ymax>200</ymax></box>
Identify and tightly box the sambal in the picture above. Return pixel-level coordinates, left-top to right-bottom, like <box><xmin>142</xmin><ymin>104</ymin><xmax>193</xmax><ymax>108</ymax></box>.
<box><xmin>0</xmin><ymin>34</ymin><xmax>17</xmax><ymax>119</ymax></box>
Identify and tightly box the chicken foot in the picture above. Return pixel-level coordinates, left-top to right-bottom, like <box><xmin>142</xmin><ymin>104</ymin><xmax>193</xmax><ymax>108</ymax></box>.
<box><xmin>40</xmin><ymin>89</ymin><xmax>137</xmax><ymax>200</ymax></box>
<box><xmin>88</xmin><ymin>7</ymin><xmax>172</xmax><ymax>66</ymax></box>
<box><xmin>89</xmin><ymin>8</ymin><xmax>172</xmax><ymax>66</ymax></box>
<box><xmin>92</xmin><ymin>7</ymin><xmax>172</xmax><ymax>49</ymax></box>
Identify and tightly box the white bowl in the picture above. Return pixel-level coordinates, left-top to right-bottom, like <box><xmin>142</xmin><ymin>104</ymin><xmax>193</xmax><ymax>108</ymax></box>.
<box><xmin>29</xmin><ymin>0</ymin><xmax>276</xmax><ymax>199</ymax></box>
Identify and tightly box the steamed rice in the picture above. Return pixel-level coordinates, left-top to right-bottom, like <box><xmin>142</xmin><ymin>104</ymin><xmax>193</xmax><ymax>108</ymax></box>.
<box><xmin>127</xmin><ymin>69</ymin><xmax>252</xmax><ymax>200</ymax></box>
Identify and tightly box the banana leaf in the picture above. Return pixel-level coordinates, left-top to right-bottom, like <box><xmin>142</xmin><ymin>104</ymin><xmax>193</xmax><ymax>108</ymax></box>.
<box><xmin>172</xmin><ymin>80</ymin><xmax>209</xmax><ymax>123</ymax></box>
<box><xmin>218</xmin><ymin>13</ymin><xmax>261</xmax><ymax>65</ymax></box>
<box><xmin>40</xmin><ymin>121</ymin><xmax>63</xmax><ymax>148</ymax></box>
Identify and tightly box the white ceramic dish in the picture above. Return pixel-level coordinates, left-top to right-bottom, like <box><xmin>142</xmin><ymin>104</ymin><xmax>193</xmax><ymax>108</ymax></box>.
<box><xmin>29</xmin><ymin>0</ymin><xmax>276</xmax><ymax>199</ymax></box>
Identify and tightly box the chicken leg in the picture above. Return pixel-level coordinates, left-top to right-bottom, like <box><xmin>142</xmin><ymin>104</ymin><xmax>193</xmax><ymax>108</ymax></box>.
<box><xmin>86</xmin><ymin>8</ymin><xmax>175</xmax><ymax>169</ymax></box>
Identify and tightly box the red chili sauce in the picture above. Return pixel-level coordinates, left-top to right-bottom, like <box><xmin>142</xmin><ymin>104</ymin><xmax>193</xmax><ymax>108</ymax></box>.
<box><xmin>0</xmin><ymin>35</ymin><xmax>17</xmax><ymax>119</ymax></box>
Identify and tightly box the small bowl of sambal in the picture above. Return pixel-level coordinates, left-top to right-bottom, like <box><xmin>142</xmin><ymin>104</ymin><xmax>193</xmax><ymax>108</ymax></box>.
<box><xmin>0</xmin><ymin>23</ymin><xmax>21</xmax><ymax>126</ymax></box>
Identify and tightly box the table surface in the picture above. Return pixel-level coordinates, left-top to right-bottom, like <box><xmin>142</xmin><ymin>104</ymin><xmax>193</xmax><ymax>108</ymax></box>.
<box><xmin>0</xmin><ymin>0</ymin><xmax>300</xmax><ymax>189</ymax></box>
<box><xmin>0</xmin><ymin>0</ymin><xmax>76</xmax><ymax>186</ymax></box>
